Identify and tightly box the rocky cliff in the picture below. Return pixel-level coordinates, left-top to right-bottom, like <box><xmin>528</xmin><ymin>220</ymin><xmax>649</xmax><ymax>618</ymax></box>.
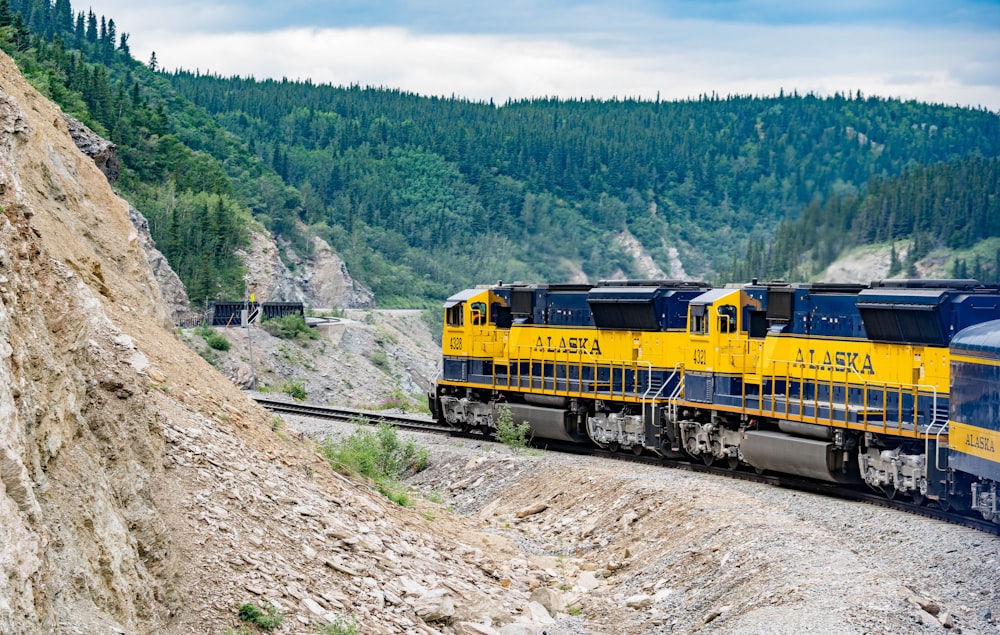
<box><xmin>0</xmin><ymin>49</ymin><xmax>532</xmax><ymax>634</ymax></box>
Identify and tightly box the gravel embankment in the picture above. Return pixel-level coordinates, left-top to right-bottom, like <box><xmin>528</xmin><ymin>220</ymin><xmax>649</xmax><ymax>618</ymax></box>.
<box><xmin>285</xmin><ymin>413</ymin><xmax>1000</xmax><ymax>635</ymax></box>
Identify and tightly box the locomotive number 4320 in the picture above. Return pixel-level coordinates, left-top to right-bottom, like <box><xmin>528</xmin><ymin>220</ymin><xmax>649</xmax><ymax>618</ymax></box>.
<box><xmin>693</xmin><ymin>349</ymin><xmax>707</xmax><ymax>365</ymax></box>
<box><xmin>449</xmin><ymin>337</ymin><xmax>463</xmax><ymax>351</ymax></box>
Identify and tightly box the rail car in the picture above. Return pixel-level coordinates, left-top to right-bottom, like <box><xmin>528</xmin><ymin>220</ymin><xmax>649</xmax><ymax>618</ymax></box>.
<box><xmin>949</xmin><ymin>320</ymin><xmax>1000</xmax><ymax>520</ymax></box>
<box><xmin>429</xmin><ymin>278</ymin><xmax>1000</xmax><ymax>521</ymax></box>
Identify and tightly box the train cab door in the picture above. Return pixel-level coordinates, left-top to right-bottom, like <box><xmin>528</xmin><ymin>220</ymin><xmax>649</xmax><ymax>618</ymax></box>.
<box><xmin>740</xmin><ymin>291</ymin><xmax>766</xmax><ymax>407</ymax></box>
<box><xmin>685</xmin><ymin>289</ymin><xmax>743</xmax><ymax>405</ymax></box>
<box><xmin>442</xmin><ymin>289</ymin><xmax>502</xmax><ymax>377</ymax></box>
<box><xmin>468</xmin><ymin>293</ymin><xmax>499</xmax><ymax>357</ymax></box>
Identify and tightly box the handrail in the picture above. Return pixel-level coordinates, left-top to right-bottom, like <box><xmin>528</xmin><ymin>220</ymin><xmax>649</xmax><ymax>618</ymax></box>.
<box><xmin>731</xmin><ymin>354</ymin><xmax>942</xmax><ymax>438</ymax></box>
<box><xmin>640</xmin><ymin>362</ymin><xmax>676</xmax><ymax>428</ymax></box>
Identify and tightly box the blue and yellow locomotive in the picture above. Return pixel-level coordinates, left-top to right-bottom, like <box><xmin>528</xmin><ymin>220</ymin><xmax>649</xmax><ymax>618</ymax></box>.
<box><xmin>430</xmin><ymin>278</ymin><xmax>1000</xmax><ymax>520</ymax></box>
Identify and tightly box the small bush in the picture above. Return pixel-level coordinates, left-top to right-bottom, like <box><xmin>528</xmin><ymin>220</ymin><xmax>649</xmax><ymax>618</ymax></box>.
<box><xmin>318</xmin><ymin>615</ymin><xmax>359</xmax><ymax>635</ymax></box>
<box><xmin>320</xmin><ymin>422</ymin><xmax>429</xmax><ymax>505</ymax></box>
<box><xmin>238</xmin><ymin>601</ymin><xmax>284</xmax><ymax>630</ymax></box>
<box><xmin>281</xmin><ymin>380</ymin><xmax>307</xmax><ymax>401</ymax></box>
<box><xmin>369</xmin><ymin>349</ymin><xmax>390</xmax><ymax>372</ymax></box>
<box><xmin>495</xmin><ymin>404</ymin><xmax>532</xmax><ymax>450</ymax></box>
<box><xmin>195</xmin><ymin>326</ymin><xmax>231</xmax><ymax>351</ymax></box>
<box><xmin>262</xmin><ymin>313</ymin><xmax>317</xmax><ymax>340</ymax></box>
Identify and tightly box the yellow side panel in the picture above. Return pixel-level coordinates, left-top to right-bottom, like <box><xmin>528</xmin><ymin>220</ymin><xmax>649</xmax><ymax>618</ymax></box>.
<box><xmin>759</xmin><ymin>336</ymin><xmax>950</xmax><ymax>394</ymax></box>
<box><xmin>950</xmin><ymin>421</ymin><xmax>1000</xmax><ymax>463</ymax></box>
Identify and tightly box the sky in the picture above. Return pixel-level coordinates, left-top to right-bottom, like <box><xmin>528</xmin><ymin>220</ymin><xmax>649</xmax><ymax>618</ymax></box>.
<box><xmin>87</xmin><ymin>0</ymin><xmax>1000</xmax><ymax>111</ymax></box>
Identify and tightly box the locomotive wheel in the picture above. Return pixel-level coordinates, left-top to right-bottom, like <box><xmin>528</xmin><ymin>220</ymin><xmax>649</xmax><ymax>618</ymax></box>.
<box><xmin>911</xmin><ymin>491</ymin><xmax>925</xmax><ymax>506</ymax></box>
<box><xmin>882</xmin><ymin>485</ymin><xmax>897</xmax><ymax>500</ymax></box>
<box><xmin>607</xmin><ymin>441</ymin><xmax>620</xmax><ymax>453</ymax></box>
<box><xmin>632</xmin><ymin>445</ymin><xmax>644</xmax><ymax>456</ymax></box>
<box><xmin>727</xmin><ymin>457</ymin><xmax>740</xmax><ymax>471</ymax></box>
<box><xmin>702</xmin><ymin>453</ymin><xmax>714</xmax><ymax>466</ymax></box>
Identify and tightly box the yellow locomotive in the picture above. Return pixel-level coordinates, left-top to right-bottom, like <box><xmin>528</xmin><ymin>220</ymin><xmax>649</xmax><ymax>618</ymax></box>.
<box><xmin>430</xmin><ymin>279</ymin><xmax>1000</xmax><ymax>508</ymax></box>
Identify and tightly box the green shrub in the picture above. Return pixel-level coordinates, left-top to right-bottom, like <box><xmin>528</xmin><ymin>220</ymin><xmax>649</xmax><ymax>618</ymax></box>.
<box><xmin>195</xmin><ymin>326</ymin><xmax>231</xmax><ymax>351</ymax></box>
<box><xmin>369</xmin><ymin>349</ymin><xmax>390</xmax><ymax>372</ymax></box>
<box><xmin>262</xmin><ymin>313</ymin><xmax>317</xmax><ymax>340</ymax></box>
<box><xmin>320</xmin><ymin>422</ymin><xmax>429</xmax><ymax>505</ymax></box>
<box><xmin>318</xmin><ymin>615</ymin><xmax>359</xmax><ymax>635</ymax></box>
<box><xmin>281</xmin><ymin>380</ymin><xmax>307</xmax><ymax>401</ymax></box>
<box><xmin>238</xmin><ymin>601</ymin><xmax>284</xmax><ymax>630</ymax></box>
<box><xmin>495</xmin><ymin>403</ymin><xmax>532</xmax><ymax>450</ymax></box>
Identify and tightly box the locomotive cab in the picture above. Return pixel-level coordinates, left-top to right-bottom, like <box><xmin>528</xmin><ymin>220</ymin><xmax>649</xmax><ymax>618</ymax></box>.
<box><xmin>683</xmin><ymin>288</ymin><xmax>750</xmax><ymax>405</ymax></box>
<box><xmin>442</xmin><ymin>288</ymin><xmax>507</xmax><ymax>360</ymax></box>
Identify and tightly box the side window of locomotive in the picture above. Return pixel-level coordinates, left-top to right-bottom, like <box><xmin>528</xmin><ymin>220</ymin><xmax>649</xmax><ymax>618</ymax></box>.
<box><xmin>717</xmin><ymin>305</ymin><xmax>736</xmax><ymax>333</ymax></box>
<box><xmin>690</xmin><ymin>305</ymin><xmax>708</xmax><ymax>335</ymax></box>
<box><xmin>492</xmin><ymin>303</ymin><xmax>512</xmax><ymax>329</ymax></box>
<box><xmin>471</xmin><ymin>302</ymin><xmax>487</xmax><ymax>325</ymax></box>
<box><xmin>447</xmin><ymin>302</ymin><xmax>465</xmax><ymax>327</ymax></box>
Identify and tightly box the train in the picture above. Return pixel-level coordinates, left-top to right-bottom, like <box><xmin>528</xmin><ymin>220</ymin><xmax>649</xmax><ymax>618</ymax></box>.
<box><xmin>428</xmin><ymin>278</ymin><xmax>1000</xmax><ymax>523</ymax></box>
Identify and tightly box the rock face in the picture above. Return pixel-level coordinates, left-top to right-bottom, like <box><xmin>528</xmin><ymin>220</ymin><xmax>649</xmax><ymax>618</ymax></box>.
<box><xmin>63</xmin><ymin>114</ymin><xmax>197</xmax><ymax>326</ymax></box>
<box><xmin>240</xmin><ymin>230</ymin><xmax>375</xmax><ymax>308</ymax></box>
<box><xmin>305</xmin><ymin>234</ymin><xmax>376</xmax><ymax>308</ymax></box>
<box><xmin>128</xmin><ymin>205</ymin><xmax>199</xmax><ymax>326</ymax></box>
<box><xmin>62</xmin><ymin>114</ymin><xmax>120</xmax><ymax>185</ymax></box>
<box><xmin>0</xmin><ymin>55</ymin><xmax>176</xmax><ymax>633</ymax></box>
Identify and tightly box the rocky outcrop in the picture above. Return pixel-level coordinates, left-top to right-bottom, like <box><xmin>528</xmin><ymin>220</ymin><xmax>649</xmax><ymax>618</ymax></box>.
<box><xmin>0</xmin><ymin>56</ymin><xmax>176</xmax><ymax>633</ymax></box>
<box><xmin>127</xmin><ymin>205</ymin><xmax>198</xmax><ymax>326</ymax></box>
<box><xmin>63</xmin><ymin>114</ymin><xmax>120</xmax><ymax>185</ymax></box>
<box><xmin>305</xmin><ymin>234</ymin><xmax>376</xmax><ymax>308</ymax></box>
<box><xmin>63</xmin><ymin>114</ymin><xmax>196</xmax><ymax>325</ymax></box>
<box><xmin>240</xmin><ymin>229</ymin><xmax>375</xmax><ymax>308</ymax></box>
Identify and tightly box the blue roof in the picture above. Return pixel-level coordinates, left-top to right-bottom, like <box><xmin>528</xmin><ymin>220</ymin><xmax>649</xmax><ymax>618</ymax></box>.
<box><xmin>951</xmin><ymin>319</ymin><xmax>1000</xmax><ymax>356</ymax></box>
<box><xmin>857</xmin><ymin>288</ymin><xmax>948</xmax><ymax>306</ymax></box>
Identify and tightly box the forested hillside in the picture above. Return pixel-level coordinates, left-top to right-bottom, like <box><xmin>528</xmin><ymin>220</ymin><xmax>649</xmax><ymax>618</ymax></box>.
<box><xmin>166</xmin><ymin>75</ymin><xmax>1000</xmax><ymax>298</ymax></box>
<box><xmin>727</xmin><ymin>155</ymin><xmax>1000</xmax><ymax>283</ymax></box>
<box><xmin>4</xmin><ymin>0</ymin><xmax>1000</xmax><ymax>308</ymax></box>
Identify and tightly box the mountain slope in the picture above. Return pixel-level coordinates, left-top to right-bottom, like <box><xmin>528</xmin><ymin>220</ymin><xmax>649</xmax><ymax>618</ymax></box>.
<box><xmin>170</xmin><ymin>74</ymin><xmax>1000</xmax><ymax>296</ymax></box>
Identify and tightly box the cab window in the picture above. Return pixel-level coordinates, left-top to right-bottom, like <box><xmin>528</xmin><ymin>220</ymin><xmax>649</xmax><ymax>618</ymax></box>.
<box><xmin>718</xmin><ymin>305</ymin><xmax>736</xmax><ymax>333</ymax></box>
<box><xmin>691</xmin><ymin>305</ymin><xmax>708</xmax><ymax>335</ymax></box>
<box><xmin>471</xmin><ymin>302</ymin><xmax>487</xmax><ymax>325</ymax></box>
<box><xmin>447</xmin><ymin>302</ymin><xmax>465</xmax><ymax>327</ymax></box>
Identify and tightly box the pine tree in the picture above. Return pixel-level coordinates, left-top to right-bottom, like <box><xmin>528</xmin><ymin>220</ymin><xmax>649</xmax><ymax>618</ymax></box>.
<box><xmin>85</xmin><ymin>10</ymin><xmax>96</xmax><ymax>42</ymax></box>
<box><xmin>888</xmin><ymin>242</ymin><xmax>901</xmax><ymax>276</ymax></box>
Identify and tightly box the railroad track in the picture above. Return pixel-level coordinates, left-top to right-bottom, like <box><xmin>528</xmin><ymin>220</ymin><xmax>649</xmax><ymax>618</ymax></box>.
<box><xmin>252</xmin><ymin>396</ymin><xmax>452</xmax><ymax>434</ymax></box>
<box><xmin>253</xmin><ymin>396</ymin><xmax>1000</xmax><ymax>536</ymax></box>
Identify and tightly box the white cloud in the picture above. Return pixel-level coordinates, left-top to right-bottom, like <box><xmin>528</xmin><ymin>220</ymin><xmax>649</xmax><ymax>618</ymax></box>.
<box><xmin>124</xmin><ymin>22</ymin><xmax>1000</xmax><ymax>111</ymax></box>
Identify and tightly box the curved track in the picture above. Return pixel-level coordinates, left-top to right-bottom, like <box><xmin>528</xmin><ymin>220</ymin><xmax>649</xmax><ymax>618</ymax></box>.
<box><xmin>253</xmin><ymin>396</ymin><xmax>1000</xmax><ymax>536</ymax></box>
<box><xmin>252</xmin><ymin>396</ymin><xmax>451</xmax><ymax>434</ymax></box>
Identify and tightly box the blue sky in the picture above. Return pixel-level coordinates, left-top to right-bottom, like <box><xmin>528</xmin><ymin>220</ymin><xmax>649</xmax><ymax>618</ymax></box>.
<box><xmin>89</xmin><ymin>0</ymin><xmax>1000</xmax><ymax>110</ymax></box>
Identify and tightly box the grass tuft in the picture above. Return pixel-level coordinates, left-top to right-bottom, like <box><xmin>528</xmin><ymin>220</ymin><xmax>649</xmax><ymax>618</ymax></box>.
<box><xmin>237</xmin><ymin>601</ymin><xmax>284</xmax><ymax>630</ymax></box>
